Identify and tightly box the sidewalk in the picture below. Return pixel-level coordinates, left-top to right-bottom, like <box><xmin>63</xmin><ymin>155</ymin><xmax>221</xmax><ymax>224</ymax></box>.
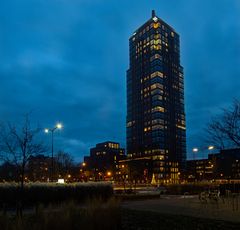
<box><xmin>122</xmin><ymin>195</ymin><xmax>240</xmax><ymax>223</ymax></box>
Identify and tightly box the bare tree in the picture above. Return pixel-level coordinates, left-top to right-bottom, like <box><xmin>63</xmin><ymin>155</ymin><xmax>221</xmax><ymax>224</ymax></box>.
<box><xmin>54</xmin><ymin>151</ymin><xmax>74</xmax><ymax>178</ymax></box>
<box><xmin>205</xmin><ymin>119</ymin><xmax>228</xmax><ymax>150</ymax></box>
<box><xmin>0</xmin><ymin>115</ymin><xmax>47</xmax><ymax>209</ymax></box>
<box><xmin>222</xmin><ymin>100</ymin><xmax>240</xmax><ymax>147</ymax></box>
<box><xmin>206</xmin><ymin>99</ymin><xmax>240</xmax><ymax>149</ymax></box>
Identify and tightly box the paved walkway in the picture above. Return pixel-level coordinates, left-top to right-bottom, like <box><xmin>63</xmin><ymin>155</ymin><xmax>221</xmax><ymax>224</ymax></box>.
<box><xmin>122</xmin><ymin>195</ymin><xmax>240</xmax><ymax>223</ymax></box>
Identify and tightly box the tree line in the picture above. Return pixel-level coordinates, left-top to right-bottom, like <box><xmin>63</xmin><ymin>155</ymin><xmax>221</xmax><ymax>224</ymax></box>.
<box><xmin>0</xmin><ymin>115</ymin><xmax>76</xmax><ymax>184</ymax></box>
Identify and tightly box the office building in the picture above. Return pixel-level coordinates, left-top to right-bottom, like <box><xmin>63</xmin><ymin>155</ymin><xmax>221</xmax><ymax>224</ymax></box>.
<box><xmin>126</xmin><ymin>10</ymin><xmax>186</xmax><ymax>183</ymax></box>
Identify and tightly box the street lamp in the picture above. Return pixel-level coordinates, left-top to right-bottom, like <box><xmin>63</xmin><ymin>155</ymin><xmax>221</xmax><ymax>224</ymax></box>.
<box><xmin>192</xmin><ymin>146</ymin><xmax>214</xmax><ymax>182</ymax></box>
<box><xmin>44</xmin><ymin>123</ymin><xmax>63</xmax><ymax>182</ymax></box>
<box><xmin>192</xmin><ymin>146</ymin><xmax>214</xmax><ymax>160</ymax></box>
<box><xmin>192</xmin><ymin>148</ymin><xmax>198</xmax><ymax>161</ymax></box>
<box><xmin>208</xmin><ymin>146</ymin><xmax>214</xmax><ymax>150</ymax></box>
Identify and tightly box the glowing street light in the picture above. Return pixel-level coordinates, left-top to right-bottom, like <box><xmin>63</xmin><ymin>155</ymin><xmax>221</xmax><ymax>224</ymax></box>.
<box><xmin>193</xmin><ymin>148</ymin><xmax>199</xmax><ymax>152</ymax></box>
<box><xmin>44</xmin><ymin>122</ymin><xmax>63</xmax><ymax>182</ymax></box>
<box><xmin>208</xmin><ymin>146</ymin><xmax>214</xmax><ymax>150</ymax></box>
<box><xmin>44</xmin><ymin>128</ymin><xmax>49</xmax><ymax>133</ymax></box>
<box><xmin>56</xmin><ymin>123</ymin><xmax>63</xmax><ymax>129</ymax></box>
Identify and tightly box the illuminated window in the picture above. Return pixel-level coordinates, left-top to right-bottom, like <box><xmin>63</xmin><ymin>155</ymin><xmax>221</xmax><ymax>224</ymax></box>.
<box><xmin>154</xmin><ymin>45</ymin><xmax>161</xmax><ymax>50</ymax></box>
<box><xmin>152</xmin><ymin>119</ymin><xmax>164</xmax><ymax>125</ymax></box>
<box><xmin>151</xmin><ymin>71</ymin><xmax>163</xmax><ymax>79</ymax></box>
<box><xmin>176</xmin><ymin>125</ymin><xmax>186</xmax><ymax>130</ymax></box>
<box><xmin>151</xmin><ymin>89</ymin><xmax>164</xmax><ymax>95</ymax></box>
<box><xmin>127</xmin><ymin>121</ymin><xmax>135</xmax><ymax>127</ymax></box>
<box><xmin>152</xmin><ymin>95</ymin><xmax>163</xmax><ymax>101</ymax></box>
<box><xmin>150</xmin><ymin>54</ymin><xmax>162</xmax><ymax>62</ymax></box>
<box><xmin>152</xmin><ymin>124</ymin><xmax>164</xmax><ymax>130</ymax></box>
<box><xmin>152</xmin><ymin>106</ymin><xmax>165</xmax><ymax>113</ymax></box>
<box><xmin>151</xmin><ymin>83</ymin><xmax>163</xmax><ymax>90</ymax></box>
<box><xmin>144</xmin><ymin>127</ymin><xmax>151</xmax><ymax>132</ymax></box>
<box><xmin>159</xmin><ymin>155</ymin><xmax>165</xmax><ymax>160</ymax></box>
<box><xmin>154</xmin><ymin>39</ymin><xmax>161</xmax><ymax>45</ymax></box>
<box><xmin>153</xmin><ymin>23</ymin><xmax>159</xmax><ymax>29</ymax></box>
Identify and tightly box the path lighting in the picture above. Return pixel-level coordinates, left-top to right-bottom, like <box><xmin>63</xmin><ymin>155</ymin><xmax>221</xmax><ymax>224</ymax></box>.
<box><xmin>44</xmin><ymin>122</ymin><xmax>63</xmax><ymax>182</ymax></box>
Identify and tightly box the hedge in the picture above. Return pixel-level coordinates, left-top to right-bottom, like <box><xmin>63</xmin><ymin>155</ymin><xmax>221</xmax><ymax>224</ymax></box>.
<box><xmin>0</xmin><ymin>182</ymin><xmax>113</xmax><ymax>207</ymax></box>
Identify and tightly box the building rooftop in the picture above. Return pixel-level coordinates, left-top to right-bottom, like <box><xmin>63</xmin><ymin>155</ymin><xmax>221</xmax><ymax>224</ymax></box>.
<box><xmin>130</xmin><ymin>10</ymin><xmax>178</xmax><ymax>39</ymax></box>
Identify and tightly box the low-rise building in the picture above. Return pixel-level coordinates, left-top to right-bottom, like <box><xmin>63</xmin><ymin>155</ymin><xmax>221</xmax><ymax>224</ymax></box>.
<box><xmin>186</xmin><ymin>148</ymin><xmax>240</xmax><ymax>182</ymax></box>
<box><xmin>83</xmin><ymin>141</ymin><xmax>126</xmax><ymax>180</ymax></box>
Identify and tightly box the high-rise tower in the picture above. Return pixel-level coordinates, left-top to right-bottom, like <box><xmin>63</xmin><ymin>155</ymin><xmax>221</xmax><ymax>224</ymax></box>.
<box><xmin>126</xmin><ymin>11</ymin><xmax>186</xmax><ymax>183</ymax></box>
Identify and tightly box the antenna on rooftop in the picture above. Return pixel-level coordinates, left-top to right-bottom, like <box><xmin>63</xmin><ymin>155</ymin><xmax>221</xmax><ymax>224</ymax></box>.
<box><xmin>152</xmin><ymin>10</ymin><xmax>156</xmax><ymax>17</ymax></box>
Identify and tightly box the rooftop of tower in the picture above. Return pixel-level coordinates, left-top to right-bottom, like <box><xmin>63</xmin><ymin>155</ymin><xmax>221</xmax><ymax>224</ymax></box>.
<box><xmin>130</xmin><ymin>10</ymin><xmax>178</xmax><ymax>39</ymax></box>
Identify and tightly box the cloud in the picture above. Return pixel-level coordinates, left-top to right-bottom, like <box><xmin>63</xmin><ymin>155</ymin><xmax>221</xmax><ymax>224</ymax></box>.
<box><xmin>0</xmin><ymin>0</ymin><xmax>239</xmax><ymax>161</ymax></box>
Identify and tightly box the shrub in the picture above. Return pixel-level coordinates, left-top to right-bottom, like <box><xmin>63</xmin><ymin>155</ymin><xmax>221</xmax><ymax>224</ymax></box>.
<box><xmin>0</xmin><ymin>198</ymin><xmax>121</xmax><ymax>230</ymax></box>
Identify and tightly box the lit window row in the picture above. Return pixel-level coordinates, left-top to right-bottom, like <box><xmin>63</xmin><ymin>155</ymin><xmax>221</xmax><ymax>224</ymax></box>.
<box><xmin>152</xmin><ymin>149</ymin><xmax>165</xmax><ymax>154</ymax></box>
<box><xmin>150</xmin><ymin>39</ymin><xmax>161</xmax><ymax>45</ymax></box>
<box><xmin>150</xmin><ymin>45</ymin><xmax>161</xmax><ymax>50</ymax></box>
<box><xmin>96</xmin><ymin>151</ymin><xmax>106</xmax><ymax>156</ymax></box>
<box><xmin>108</xmin><ymin>143</ymin><xmax>119</xmax><ymax>149</ymax></box>
<box><xmin>151</xmin><ymin>71</ymin><xmax>163</xmax><ymax>79</ymax></box>
<box><xmin>176</xmin><ymin>125</ymin><xmax>186</xmax><ymax>130</ymax></box>
<box><xmin>152</xmin><ymin>119</ymin><xmax>164</xmax><ymax>125</ymax></box>
<box><xmin>152</xmin><ymin>124</ymin><xmax>164</xmax><ymax>130</ymax></box>
<box><xmin>170</xmin><ymin>167</ymin><xmax>179</xmax><ymax>173</ymax></box>
<box><xmin>150</xmin><ymin>54</ymin><xmax>162</xmax><ymax>62</ymax></box>
<box><xmin>127</xmin><ymin>120</ymin><xmax>135</xmax><ymax>127</ymax></box>
<box><xmin>151</xmin><ymin>83</ymin><xmax>163</xmax><ymax>90</ymax></box>
<box><xmin>152</xmin><ymin>106</ymin><xmax>165</xmax><ymax>113</ymax></box>
<box><xmin>152</xmin><ymin>155</ymin><xmax>165</xmax><ymax>160</ymax></box>
<box><xmin>151</xmin><ymin>89</ymin><xmax>164</xmax><ymax>95</ymax></box>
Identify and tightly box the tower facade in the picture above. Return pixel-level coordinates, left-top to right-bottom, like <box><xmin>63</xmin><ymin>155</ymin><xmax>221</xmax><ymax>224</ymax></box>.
<box><xmin>126</xmin><ymin>11</ymin><xmax>186</xmax><ymax>183</ymax></box>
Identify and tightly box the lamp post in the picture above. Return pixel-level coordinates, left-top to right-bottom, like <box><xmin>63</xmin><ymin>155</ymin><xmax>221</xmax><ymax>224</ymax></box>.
<box><xmin>192</xmin><ymin>146</ymin><xmax>215</xmax><ymax>182</ymax></box>
<box><xmin>44</xmin><ymin>123</ymin><xmax>63</xmax><ymax>182</ymax></box>
<box><xmin>192</xmin><ymin>148</ymin><xmax>198</xmax><ymax>161</ymax></box>
<box><xmin>192</xmin><ymin>148</ymin><xmax>198</xmax><ymax>181</ymax></box>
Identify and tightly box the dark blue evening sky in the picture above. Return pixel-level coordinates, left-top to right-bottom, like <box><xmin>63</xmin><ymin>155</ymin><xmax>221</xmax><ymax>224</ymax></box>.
<box><xmin>1</xmin><ymin>0</ymin><xmax>240</xmax><ymax>162</ymax></box>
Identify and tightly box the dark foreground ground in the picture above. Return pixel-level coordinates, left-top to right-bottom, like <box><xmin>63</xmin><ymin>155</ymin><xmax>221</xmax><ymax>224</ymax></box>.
<box><xmin>122</xmin><ymin>195</ymin><xmax>240</xmax><ymax>229</ymax></box>
<box><xmin>1</xmin><ymin>196</ymin><xmax>240</xmax><ymax>230</ymax></box>
<box><xmin>122</xmin><ymin>209</ymin><xmax>240</xmax><ymax>230</ymax></box>
<box><xmin>1</xmin><ymin>208</ymin><xmax>239</xmax><ymax>230</ymax></box>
